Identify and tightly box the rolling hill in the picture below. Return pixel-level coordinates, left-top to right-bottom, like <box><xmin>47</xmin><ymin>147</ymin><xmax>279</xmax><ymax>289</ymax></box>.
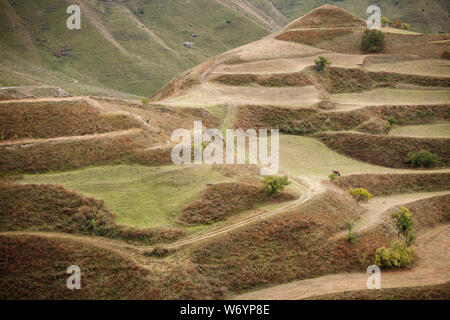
<box><xmin>0</xmin><ymin>0</ymin><xmax>448</xmax><ymax>98</ymax></box>
<box><xmin>0</xmin><ymin>4</ymin><xmax>449</xmax><ymax>301</ymax></box>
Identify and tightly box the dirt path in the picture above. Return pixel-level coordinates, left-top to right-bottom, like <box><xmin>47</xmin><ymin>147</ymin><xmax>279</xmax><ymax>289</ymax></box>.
<box><xmin>215</xmin><ymin>0</ymin><xmax>280</xmax><ymax>32</ymax></box>
<box><xmin>166</xmin><ymin>177</ymin><xmax>324</xmax><ymax>249</ymax></box>
<box><xmin>330</xmin><ymin>191</ymin><xmax>450</xmax><ymax>240</ymax></box>
<box><xmin>119</xmin><ymin>4</ymin><xmax>176</xmax><ymax>53</ymax></box>
<box><xmin>234</xmin><ymin>224</ymin><xmax>450</xmax><ymax>300</ymax></box>
<box><xmin>0</xmin><ymin>230</ymin><xmax>153</xmax><ymax>272</ymax></box>
<box><xmin>75</xmin><ymin>1</ymin><xmax>131</xmax><ymax>58</ymax></box>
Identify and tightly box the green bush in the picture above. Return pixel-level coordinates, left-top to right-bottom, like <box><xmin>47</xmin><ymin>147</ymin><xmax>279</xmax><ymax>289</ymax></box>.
<box><xmin>405</xmin><ymin>149</ymin><xmax>438</xmax><ymax>167</ymax></box>
<box><xmin>262</xmin><ymin>175</ymin><xmax>291</xmax><ymax>196</ymax></box>
<box><xmin>374</xmin><ymin>240</ymin><xmax>415</xmax><ymax>268</ymax></box>
<box><xmin>349</xmin><ymin>188</ymin><xmax>372</xmax><ymax>202</ymax></box>
<box><xmin>346</xmin><ymin>221</ymin><xmax>355</xmax><ymax>243</ymax></box>
<box><xmin>361</xmin><ymin>29</ymin><xmax>386</xmax><ymax>53</ymax></box>
<box><xmin>381</xmin><ymin>17</ymin><xmax>392</xmax><ymax>27</ymax></box>
<box><xmin>391</xmin><ymin>206</ymin><xmax>416</xmax><ymax>246</ymax></box>
<box><xmin>314</xmin><ymin>56</ymin><xmax>331</xmax><ymax>73</ymax></box>
<box><xmin>141</xmin><ymin>97</ymin><xmax>149</xmax><ymax>105</ymax></box>
<box><xmin>328</xmin><ymin>173</ymin><xmax>338</xmax><ymax>181</ymax></box>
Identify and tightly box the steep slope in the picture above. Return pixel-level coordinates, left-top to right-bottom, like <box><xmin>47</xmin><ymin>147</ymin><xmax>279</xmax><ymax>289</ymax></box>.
<box><xmin>0</xmin><ymin>0</ymin><xmax>268</xmax><ymax>97</ymax></box>
<box><xmin>1</xmin><ymin>0</ymin><xmax>448</xmax><ymax>98</ymax></box>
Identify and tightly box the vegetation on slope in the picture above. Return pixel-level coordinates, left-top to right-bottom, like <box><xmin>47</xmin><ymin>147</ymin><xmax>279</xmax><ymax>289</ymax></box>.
<box><xmin>192</xmin><ymin>191</ymin><xmax>376</xmax><ymax>294</ymax></box>
<box><xmin>0</xmin><ymin>181</ymin><xmax>184</xmax><ymax>244</ymax></box>
<box><xmin>177</xmin><ymin>182</ymin><xmax>295</xmax><ymax>225</ymax></box>
<box><xmin>312</xmin><ymin>282</ymin><xmax>450</xmax><ymax>300</ymax></box>
<box><xmin>0</xmin><ymin>100</ymin><xmax>142</xmax><ymax>140</ymax></box>
<box><xmin>21</xmin><ymin>165</ymin><xmax>235</xmax><ymax>229</ymax></box>
<box><xmin>334</xmin><ymin>172</ymin><xmax>450</xmax><ymax>196</ymax></box>
<box><xmin>316</xmin><ymin>132</ymin><xmax>450</xmax><ymax>169</ymax></box>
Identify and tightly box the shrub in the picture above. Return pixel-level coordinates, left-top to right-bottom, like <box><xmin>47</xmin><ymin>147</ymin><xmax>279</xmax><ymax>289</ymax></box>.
<box><xmin>391</xmin><ymin>206</ymin><xmax>416</xmax><ymax>246</ymax></box>
<box><xmin>143</xmin><ymin>247</ymin><xmax>169</xmax><ymax>257</ymax></box>
<box><xmin>405</xmin><ymin>150</ymin><xmax>438</xmax><ymax>167</ymax></box>
<box><xmin>374</xmin><ymin>240</ymin><xmax>415</xmax><ymax>268</ymax></box>
<box><xmin>381</xmin><ymin>17</ymin><xmax>392</xmax><ymax>27</ymax></box>
<box><xmin>262</xmin><ymin>175</ymin><xmax>291</xmax><ymax>196</ymax></box>
<box><xmin>361</xmin><ymin>29</ymin><xmax>385</xmax><ymax>53</ymax></box>
<box><xmin>349</xmin><ymin>188</ymin><xmax>372</xmax><ymax>202</ymax></box>
<box><xmin>346</xmin><ymin>221</ymin><xmax>355</xmax><ymax>243</ymax></box>
<box><xmin>387</xmin><ymin>117</ymin><xmax>398</xmax><ymax>126</ymax></box>
<box><xmin>141</xmin><ymin>97</ymin><xmax>149</xmax><ymax>105</ymax></box>
<box><xmin>400</xmin><ymin>23</ymin><xmax>411</xmax><ymax>30</ymax></box>
<box><xmin>314</xmin><ymin>56</ymin><xmax>330</xmax><ymax>73</ymax></box>
<box><xmin>328</xmin><ymin>173</ymin><xmax>338</xmax><ymax>181</ymax></box>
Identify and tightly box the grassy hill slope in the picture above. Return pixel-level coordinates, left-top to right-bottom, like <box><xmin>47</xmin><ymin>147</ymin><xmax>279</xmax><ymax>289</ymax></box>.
<box><xmin>1</xmin><ymin>0</ymin><xmax>447</xmax><ymax>98</ymax></box>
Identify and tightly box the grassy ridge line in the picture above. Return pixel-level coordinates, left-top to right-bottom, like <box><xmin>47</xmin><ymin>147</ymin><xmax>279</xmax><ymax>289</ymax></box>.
<box><xmin>315</xmin><ymin>67</ymin><xmax>450</xmax><ymax>94</ymax></box>
<box><xmin>235</xmin><ymin>103</ymin><xmax>450</xmax><ymax>134</ymax></box>
<box><xmin>0</xmin><ymin>130</ymin><xmax>173</xmax><ymax>175</ymax></box>
<box><xmin>333</xmin><ymin>172</ymin><xmax>450</xmax><ymax>196</ymax></box>
<box><xmin>316</xmin><ymin>132</ymin><xmax>450</xmax><ymax>169</ymax></box>
<box><xmin>0</xmin><ymin>100</ymin><xmax>143</xmax><ymax>140</ymax></box>
<box><xmin>0</xmin><ymin>181</ymin><xmax>184</xmax><ymax>244</ymax></box>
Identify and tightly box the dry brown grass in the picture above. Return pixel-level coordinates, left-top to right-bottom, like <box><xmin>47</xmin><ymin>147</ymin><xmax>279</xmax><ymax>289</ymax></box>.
<box><xmin>0</xmin><ymin>181</ymin><xmax>184</xmax><ymax>244</ymax></box>
<box><xmin>235</xmin><ymin>104</ymin><xmax>450</xmax><ymax>135</ymax></box>
<box><xmin>316</xmin><ymin>132</ymin><xmax>450</xmax><ymax>168</ymax></box>
<box><xmin>334</xmin><ymin>173</ymin><xmax>450</xmax><ymax>196</ymax></box>
<box><xmin>191</xmin><ymin>190</ymin><xmax>373</xmax><ymax>293</ymax></box>
<box><xmin>315</xmin><ymin>67</ymin><xmax>450</xmax><ymax>94</ymax></box>
<box><xmin>210</xmin><ymin>71</ymin><xmax>312</xmax><ymax>87</ymax></box>
<box><xmin>0</xmin><ymin>100</ymin><xmax>142</xmax><ymax>140</ymax></box>
<box><xmin>312</xmin><ymin>282</ymin><xmax>450</xmax><ymax>300</ymax></box>
<box><xmin>276</xmin><ymin>28</ymin><xmax>354</xmax><ymax>46</ymax></box>
<box><xmin>177</xmin><ymin>182</ymin><xmax>295</xmax><ymax>225</ymax></box>
<box><xmin>283</xmin><ymin>5</ymin><xmax>365</xmax><ymax>30</ymax></box>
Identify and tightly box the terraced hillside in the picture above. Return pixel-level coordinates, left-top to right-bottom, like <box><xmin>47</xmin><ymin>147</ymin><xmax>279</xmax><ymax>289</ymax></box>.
<box><xmin>1</xmin><ymin>5</ymin><xmax>449</xmax><ymax>300</ymax></box>
<box><xmin>0</xmin><ymin>0</ymin><xmax>448</xmax><ymax>98</ymax></box>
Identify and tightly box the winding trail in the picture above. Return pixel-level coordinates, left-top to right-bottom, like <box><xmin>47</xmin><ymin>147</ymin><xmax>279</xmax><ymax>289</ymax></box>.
<box><xmin>330</xmin><ymin>191</ymin><xmax>450</xmax><ymax>241</ymax></box>
<box><xmin>235</xmin><ymin>224</ymin><xmax>450</xmax><ymax>300</ymax></box>
<box><xmin>166</xmin><ymin>178</ymin><xmax>323</xmax><ymax>249</ymax></box>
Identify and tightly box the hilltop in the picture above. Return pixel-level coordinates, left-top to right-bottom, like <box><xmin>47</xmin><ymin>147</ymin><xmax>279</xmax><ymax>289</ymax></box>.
<box><xmin>0</xmin><ymin>0</ymin><xmax>448</xmax><ymax>98</ymax></box>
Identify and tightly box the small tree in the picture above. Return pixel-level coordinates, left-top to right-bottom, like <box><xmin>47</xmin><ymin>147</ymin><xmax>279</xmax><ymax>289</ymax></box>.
<box><xmin>349</xmin><ymin>188</ymin><xmax>372</xmax><ymax>203</ymax></box>
<box><xmin>141</xmin><ymin>97</ymin><xmax>149</xmax><ymax>105</ymax></box>
<box><xmin>391</xmin><ymin>206</ymin><xmax>416</xmax><ymax>246</ymax></box>
<box><xmin>346</xmin><ymin>221</ymin><xmax>355</xmax><ymax>243</ymax></box>
<box><xmin>262</xmin><ymin>175</ymin><xmax>291</xmax><ymax>196</ymax></box>
<box><xmin>405</xmin><ymin>150</ymin><xmax>438</xmax><ymax>167</ymax></box>
<box><xmin>314</xmin><ymin>56</ymin><xmax>330</xmax><ymax>73</ymax></box>
<box><xmin>361</xmin><ymin>29</ymin><xmax>385</xmax><ymax>53</ymax></box>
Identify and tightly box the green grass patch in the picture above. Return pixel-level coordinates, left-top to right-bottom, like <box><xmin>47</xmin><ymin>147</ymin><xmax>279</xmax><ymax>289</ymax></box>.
<box><xmin>21</xmin><ymin>164</ymin><xmax>232</xmax><ymax>229</ymax></box>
